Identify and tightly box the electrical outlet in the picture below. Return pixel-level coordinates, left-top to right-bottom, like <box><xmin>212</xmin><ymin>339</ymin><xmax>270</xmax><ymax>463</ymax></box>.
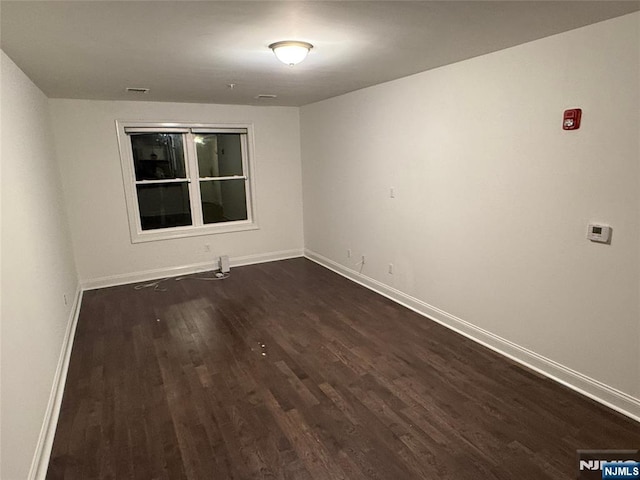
<box><xmin>63</xmin><ymin>294</ymin><xmax>68</xmax><ymax>306</ymax></box>
<box><xmin>204</xmin><ymin>244</ymin><xmax>211</xmax><ymax>253</ymax></box>
<box><xmin>347</xmin><ymin>249</ymin><xmax>352</xmax><ymax>258</ymax></box>
<box><xmin>361</xmin><ymin>255</ymin><xmax>366</xmax><ymax>264</ymax></box>
<box><xmin>388</xmin><ymin>264</ymin><xmax>394</xmax><ymax>274</ymax></box>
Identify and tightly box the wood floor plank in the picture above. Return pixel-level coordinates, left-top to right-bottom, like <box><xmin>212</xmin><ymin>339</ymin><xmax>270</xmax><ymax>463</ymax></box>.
<box><xmin>48</xmin><ymin>258</ymin><xmax>640</xmax><ymax>479</ymax></box>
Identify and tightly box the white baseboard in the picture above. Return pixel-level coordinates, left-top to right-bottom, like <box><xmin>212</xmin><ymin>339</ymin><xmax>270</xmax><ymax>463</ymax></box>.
<box><xmin>82</xmin><ymin>249</ymin><xmax>304</xmax><ymax>290</ymax></box>
<box><xmin>304</xmin><ymin>248</ymin><xmax>640</xmax><ymax>423</ymax></box>
<box><xmin>28</xmin><ymin>285</ymin><xmax>84</xmax><ymax>480</ymax></box>
<box><xmin>230</xmin><ymin>249</ymin><xmax>304</xmax><ymax>268</ymax></box>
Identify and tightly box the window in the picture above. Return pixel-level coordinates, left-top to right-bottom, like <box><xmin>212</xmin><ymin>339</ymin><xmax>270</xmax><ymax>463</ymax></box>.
<box><xmin>116</xmin><ymin>122</ymin><xmax>257</xmax><ymax>242</ymax></box>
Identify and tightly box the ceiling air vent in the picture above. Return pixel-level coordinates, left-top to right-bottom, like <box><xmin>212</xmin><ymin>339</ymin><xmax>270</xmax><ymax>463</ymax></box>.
<box><xmin>126</xmin><ymin>87</ymin><xmax>150</xmax><ymax>94</ymax></box>
<box><xmin>256</xmin><ymin>94</ymin><xmax>277</xmax><ymax>99</ymax></box>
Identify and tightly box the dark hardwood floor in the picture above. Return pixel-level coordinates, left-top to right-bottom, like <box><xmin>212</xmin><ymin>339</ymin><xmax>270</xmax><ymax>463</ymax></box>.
<box><xmin>47</xmin><ymin>258</ymin><xmax>639</xmax><ymax>479</ymax></box>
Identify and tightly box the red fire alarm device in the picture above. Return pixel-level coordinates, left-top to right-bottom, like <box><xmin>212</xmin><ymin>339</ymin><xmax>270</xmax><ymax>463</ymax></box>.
<box><xmin>563</xmin><ymin>109</ymin><xmax>582</xmax><ymax>130</ymax></box>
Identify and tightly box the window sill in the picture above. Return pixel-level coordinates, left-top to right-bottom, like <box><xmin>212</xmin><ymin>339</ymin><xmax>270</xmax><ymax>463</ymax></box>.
<box><xmin>130</xmin><ymin>221</ymin><xmax>259</xmax><ymax>244</ymax></box>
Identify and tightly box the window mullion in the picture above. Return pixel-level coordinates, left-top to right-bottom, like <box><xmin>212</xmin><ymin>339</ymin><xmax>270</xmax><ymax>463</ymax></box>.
<box><xmin>135</xmin><ymin>178</ymin><xmax>189</xmax><ymax>185</ymax></box>
<box><xmin>184</xmin><ymin>133</ymin><xmax>204</xmax><ymax>227</ymax></box>
<box><xmin>199</xmin><ymin>175</ymin><xmax>247</xmax><ymax>181</ymax></box>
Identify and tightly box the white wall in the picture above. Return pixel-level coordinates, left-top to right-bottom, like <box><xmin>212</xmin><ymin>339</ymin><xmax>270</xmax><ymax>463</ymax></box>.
<box><xmin>49</xmin><ymin>100</ymin><xmax>304</xmax><ymax>284</ymax></box>
<box><xmin>1</xmin><ymin>51</ymin><xmax>79</xmax><ymax>479</ymax></box>
<box><xmin>301</xmin><ymin>13</ymin><xmax>640</xmax><ymax>401</ymax></box>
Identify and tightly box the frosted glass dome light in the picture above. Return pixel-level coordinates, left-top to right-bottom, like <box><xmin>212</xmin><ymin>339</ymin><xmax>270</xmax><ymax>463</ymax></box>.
<box><xmin>269</xmin><ymin>41</ymin><xmax>313</xmax><ymax>66</ymax></box>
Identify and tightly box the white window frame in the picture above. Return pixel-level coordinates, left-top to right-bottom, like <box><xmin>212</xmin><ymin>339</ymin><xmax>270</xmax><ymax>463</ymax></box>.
<box><xmin>116</xmin><ymin>121</ymin><xmax>258</xmax><ymax>243</ymax></box>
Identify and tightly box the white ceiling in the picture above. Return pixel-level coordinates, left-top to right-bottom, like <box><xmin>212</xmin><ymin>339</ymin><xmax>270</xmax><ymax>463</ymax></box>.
<box><xmin>1</xmin><ymin>1</ymin><xmax>638</xmax><ymax>107</ymax></box>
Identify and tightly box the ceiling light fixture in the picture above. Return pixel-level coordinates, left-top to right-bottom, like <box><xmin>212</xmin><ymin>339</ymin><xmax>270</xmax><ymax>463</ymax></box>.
<box><xmin>269</xmin><ymin>41</ymin><xmax>313</xmax><ymax>66</ymax></box>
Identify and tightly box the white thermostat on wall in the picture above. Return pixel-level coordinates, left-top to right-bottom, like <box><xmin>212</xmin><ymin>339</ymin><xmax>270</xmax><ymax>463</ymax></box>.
<box><xmin>587</xmin><ymin>223</ymin><xmax>612</xmax><ymax>244</ymax></box>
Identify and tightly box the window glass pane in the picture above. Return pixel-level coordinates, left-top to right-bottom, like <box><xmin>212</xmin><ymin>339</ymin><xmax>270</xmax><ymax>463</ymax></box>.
<box><xmin>130</xmin><ymin>133</ymin><xmax>186</xmax><ymax>181</ymax></box>
<box><xmin>136</xmin><ymin>183</ymin><xmax>192</xmax><ymax>230</ymax></box>
<box><xmin>195</xmin><ymin>134</ymin><xmax>243</xmax><ymax>178</ymax></box>
<box><xmin>200</xmin><ymin>179</ymin><xmax>248</xmax><ymax>224</ymax></box>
